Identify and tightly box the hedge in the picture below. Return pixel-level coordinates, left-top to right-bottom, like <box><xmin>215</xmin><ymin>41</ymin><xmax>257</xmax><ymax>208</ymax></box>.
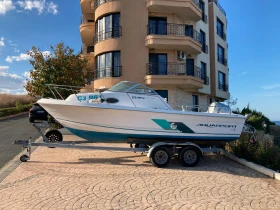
<box><xmin>0</xmin><ymin>104</ymin><xmax>32</xmax><ymax>118</ymax></box>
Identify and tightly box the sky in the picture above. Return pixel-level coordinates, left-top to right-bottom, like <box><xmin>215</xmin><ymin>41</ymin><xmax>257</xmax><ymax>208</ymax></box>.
<box><xmin>0</xmin><ymin>0</ymin><xmax>279</xmax><ymax>120</ymax></box>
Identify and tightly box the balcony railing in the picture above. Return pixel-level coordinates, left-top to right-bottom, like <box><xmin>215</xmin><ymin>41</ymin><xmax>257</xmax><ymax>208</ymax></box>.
<box><xmin>81</xmin><ymin>44</ymin><xmax>94</xmax><ymax>54</ymax></box>
<box><xmin>217</xmin><ymin>26</ymin><xmax>226</xmax><ymax>40</ymax></box>
<box><xmin>147</xmin><ymin>23</ymin><xmax>200</xmax><ymax>43</ymax></box>
<box><xmin>146</xmin><ymin>62</ymin><xmax>207</xmax><ymax>80</ymax></box>
<box><xmin>93</xmin><ymin>0</ymin><xmax>115</xmax><ymax>10</ymax></box>
<box><xmin>203</xmin><ymin>76</ymin><xmax>209</xmax><ymax>85</ymax></box>
<box><xmin>201</xmin><ymin>44</ymin><xmax>208</xmax><ymax>53</ymax></box>
<box><xmin>94</xmin><ymin>26</ymin><xmax>122</xmax><ymax>44</ymax></box>
<box><xmin>192</xmin><ymin>0</ymin><xmax>200</xmax><ymax>7</ymax></box>
<box><xmin>202</xmin><ymin>13</ymin><xmax>208</xmax><ymax>23</ymax></box>
<box><xmin>94</xmin><ymin>66</ymin><xmax>122</xmax><ymax>79</ymax></box>
<box><xmin>80</xmin><ymin>13</ymin><xmax>95</xmax><ymax>24</ymax></box>
<box><xmin>209</xmin><ymin>0</ymin><xmax>226</xmax><ymax>16</ymax></box>
<box><xmin>218</xmin><ymin>82</ymin><xmax>228</xmax><ymax>91</ymax></box>
<box><xmin>217</xmin><ymin>54</ymin><xmax>227</xmax><ymax>66</ymax></box>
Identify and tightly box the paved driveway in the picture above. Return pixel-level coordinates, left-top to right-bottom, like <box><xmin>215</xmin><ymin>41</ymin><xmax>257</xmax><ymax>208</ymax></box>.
<box><xmin>0</xmin><ymin>135</ymin><xmax>280</xmax><ymax>210</ymax></box>
<box><xmin>0</xmin><ymin>114</ymin><xmax>46</xmax><ymax>169</ymax></box>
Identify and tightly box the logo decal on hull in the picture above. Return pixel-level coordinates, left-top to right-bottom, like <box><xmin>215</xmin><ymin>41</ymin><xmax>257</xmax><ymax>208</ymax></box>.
<box><xmin>197</xmin><ymin>124</ymin><xmax>237</xmax><ymax>128</ymax></box>
<box><xmin>152</xmin><ymin>119</ymin><xmax>195</xmax><ymax>133</ymax></box>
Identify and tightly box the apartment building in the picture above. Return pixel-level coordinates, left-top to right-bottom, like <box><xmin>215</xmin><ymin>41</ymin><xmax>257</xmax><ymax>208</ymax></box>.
<box><xmin>79</xmin><ymin>0</ymin><xmax>229</xmax><ymax>110</ymax></box>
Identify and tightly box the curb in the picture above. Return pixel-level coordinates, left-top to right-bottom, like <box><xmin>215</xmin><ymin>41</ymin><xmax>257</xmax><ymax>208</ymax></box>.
<box><xmin>0</xmin><ymin>111</ymin><xmax>29</xmax><ymax>121</ymax></box>
<box><xmin>0</xmin><ymin>135</ymin><xmax>42</xmax><ymax>183</ymax></box>
<box><xmin>221</xmin><ymin>150</ymin><xmax>280</xmax><ymax>181</ymax></box>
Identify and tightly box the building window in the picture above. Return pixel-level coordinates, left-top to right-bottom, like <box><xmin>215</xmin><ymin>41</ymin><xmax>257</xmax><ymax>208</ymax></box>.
<box><xmin>155</xmin><ymin>90</ymin><xmax>168</xmax><ymax>101</ymax></box>
<box><xmin>192</xmin><ymin>95</ymin><xmax>199</xmax><ymax>112</ymax></box>
<box><xmin>200</xmin><ymin>30</ymin><xmax>208</xmax><ymax>53</ymax></box>
<box><xmin>200</xmin><ymin>62</ymin><xmax>208</xmax><ymax>85</ymax></box>
<box><xmin>148</xmin><ymin>53</ymin><xmax>167</xmax><ymax>75</ymax></box>
<box><xmin>217</xmin><ymin>44</ymin><xmax>227</xmax><ymax>65</ymax></box>
<box><xmin>217</xmin><ymin>18</ymin><xmax>226</xmax><ymax>40</ymax></box>
<box><xmin>95</xmin><ymin>13</ymin><xmax>121</xmax><ymax>44</ymax></box>
<box><xmin>218</xmin><ymin>71</ymin><xmax>228</xmax><ymax>91</ymax></box>
<box><xmin>148</xmin><ymin>17</ymin><xmax>167</xmax><ymax>35</ymax></box>
<box><xmin>95</xmin><ymin>51</ymin><xmax>121</xmax><ymax>79</ymax></box>
<box><xmin>199</xmin><ymin>0</ymin><xmax>207</xmax><ymax>23</ymax></box>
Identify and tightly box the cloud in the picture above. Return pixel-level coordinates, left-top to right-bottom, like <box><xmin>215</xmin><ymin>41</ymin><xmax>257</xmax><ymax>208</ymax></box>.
<box><xmin>238</xmin><ymin>71</ymin><xmax>248</xmax><ymax>76</ymax></box>
<box><xmin>0</xmin><ymin>71</ymin><xmax>26</xmax><ymax>94</ymax></box>
<box><xmin>0</xmin><ymin>37</ymin><xmax>4</xmax><ymax>47</ymax></box>
<box><xmin>17</xmin><ymin>0</ymin><xmax>58</xmax><ymax>15</ymax></box>
<box><xmin>14</xmin><ymin>48</ymin><xmax>20</xmax><ymax>52</ymax></box>
<box><xmin>0</xmin><ymin>65</ymin><xmax>9</xmax><ymax>72</ymax></box>
<box><xmin>261</xmin><ymin>84</ymin><xmax>280</xmax><ymax>90</ymax></box>
<box><xmin>5</xmin><ymin>53</ymin><xmax>31</xmax><ymax>63</ymax></box>
<box><xmin>0</xmin><ymin>0</ymin><xmax>15</xmax><ymax>15</ymax></box>
<box><xmin>23</xmin><ymin>71</ymin><xmax>30</xmax><ymax>78</ymax></box>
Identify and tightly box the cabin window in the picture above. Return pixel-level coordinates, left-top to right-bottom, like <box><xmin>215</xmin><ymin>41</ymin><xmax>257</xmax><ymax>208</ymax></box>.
<box><xmin>155</xmin><ymin>90</ymin><xmax>168</xmax><ymax>101</ymax></box>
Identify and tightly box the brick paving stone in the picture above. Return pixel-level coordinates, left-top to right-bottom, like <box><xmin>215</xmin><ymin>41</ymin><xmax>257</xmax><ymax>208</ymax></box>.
<box><xmin>0</xmin><ymin>134</ymin><xmax>280</xmax><ymax>209</ymax></box>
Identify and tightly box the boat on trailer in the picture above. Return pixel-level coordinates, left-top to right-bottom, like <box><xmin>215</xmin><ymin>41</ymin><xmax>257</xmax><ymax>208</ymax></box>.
<box><xmin>38</xmin><ymin>81</ymin><xmax>249</xmax><ymax>144</ymax></box>
<box><xmin>15</xmin><ymin>81</ymin><xmax>255</xmax><ymax>167</ymax></box>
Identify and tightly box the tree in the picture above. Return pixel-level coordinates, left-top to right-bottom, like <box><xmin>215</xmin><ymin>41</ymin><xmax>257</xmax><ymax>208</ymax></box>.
<box><xmin>225</xmin><ymin>94</ymin><xmax>238</xmax><ymax>109</ymax></box>
<box><xmin>25</xmin><ymin>42</ymin><xmax>92</xmax><ymax>98</ymax></box>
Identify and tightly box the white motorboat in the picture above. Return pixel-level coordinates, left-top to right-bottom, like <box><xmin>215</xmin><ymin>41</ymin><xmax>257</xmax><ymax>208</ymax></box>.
<box><xmin>38</xmin><ymin>81</ymin><xmax>249</xmax><ymax>144</ymax></box>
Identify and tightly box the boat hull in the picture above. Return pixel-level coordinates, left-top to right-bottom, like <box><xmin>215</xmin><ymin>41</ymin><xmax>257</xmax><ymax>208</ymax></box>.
<box><xmin>38</xmin><ymin>99</ymin><xmax>246</xmax><ymax>143</ymax></box>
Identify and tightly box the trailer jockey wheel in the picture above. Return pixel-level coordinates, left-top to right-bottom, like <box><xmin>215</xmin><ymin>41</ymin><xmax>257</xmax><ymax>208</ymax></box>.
<box><xmin>20</xmin><ymin>155</ymin><xmax>29</xmax><ymax>162</ymax></box>
<box><xmin>45</xmin><ymin>130</ymin><xmax>63</xmax><ymax>142</ymax></box>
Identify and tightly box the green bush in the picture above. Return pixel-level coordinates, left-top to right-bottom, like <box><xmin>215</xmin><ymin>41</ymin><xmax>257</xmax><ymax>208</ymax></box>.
<box><xmin>0</xmin><ymin>104</ymin><xmax>32</xmax><ymax>118</ymax></box>
<box><xmin>226</xmin><ymin>135</ymin><xmax>280</xmax><ymax>171</ymax></box>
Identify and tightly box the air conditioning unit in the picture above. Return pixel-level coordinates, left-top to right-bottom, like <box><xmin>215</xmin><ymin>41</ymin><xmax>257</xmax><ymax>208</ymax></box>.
<box><xmin>177</xmin><ymin>51</ymin><xmax>186</xmax><ymax>61</ymax></box>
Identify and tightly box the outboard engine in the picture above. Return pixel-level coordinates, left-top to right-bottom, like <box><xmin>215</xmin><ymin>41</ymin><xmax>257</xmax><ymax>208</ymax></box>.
<box><xmin>208</xmin><ymin>102</ymin><xmax>231</xmax><ymax>114</ymax></box>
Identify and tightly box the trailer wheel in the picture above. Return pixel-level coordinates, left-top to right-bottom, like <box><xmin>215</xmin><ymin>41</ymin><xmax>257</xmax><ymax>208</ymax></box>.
<box><xmin>20</xmin><ymin>155</ymin><xmax>29</xmax><ymax>162</ymax></box>
<box><xmin>179</xmin><ymin>147</ymin><xmax>200</xmax><ymax>167</ymax></box>
<box><xmin>45</xmin><ymin>130</ymin><xmax>63</xmax><ymax>142</ymax></box>
<box><xmin>150</xmin><ymin>146</ymin><xmax>171</xmax><ymax>168</ymax></box>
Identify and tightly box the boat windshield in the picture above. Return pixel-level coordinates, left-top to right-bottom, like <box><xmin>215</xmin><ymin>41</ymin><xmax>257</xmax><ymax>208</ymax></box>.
<box><xmin>107</xmin><ymin>81</ymin><xmax>158</xmax><ymax>95</ymax></box>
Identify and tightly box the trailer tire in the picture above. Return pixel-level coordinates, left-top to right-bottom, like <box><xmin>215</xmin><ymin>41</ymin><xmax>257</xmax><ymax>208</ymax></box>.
<box><xmin>45</xmin><ymin>130</ymin><xmax>63</xmax><ymax>142</ymax></box>
<box><xmin>20</xmin><ymin>155</ymin><xmax>29</xmax><ymax>162</ymax></box>
<box><xmin>150</xmin><ymin>146</ymin><xmax>171</xmax><ymax>168</ymax></box>
<box><xmin>179</xmin><ymin>147</ymin><xmax>200</xmax><ymax>167</ymax></box>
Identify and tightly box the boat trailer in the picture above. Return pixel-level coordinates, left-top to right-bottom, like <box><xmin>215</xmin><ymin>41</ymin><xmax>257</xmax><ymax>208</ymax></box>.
<box><xmin>13</xmin><ymin>122</ymin><xmax>254</xmax><ymax>168</ymax></box>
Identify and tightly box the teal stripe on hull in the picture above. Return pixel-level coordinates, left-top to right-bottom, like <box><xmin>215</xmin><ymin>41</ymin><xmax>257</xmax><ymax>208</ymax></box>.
<box><xmin>65</xmin><ymin>127</ymin><xmax>239</xmax><ymax>142</ymax></box>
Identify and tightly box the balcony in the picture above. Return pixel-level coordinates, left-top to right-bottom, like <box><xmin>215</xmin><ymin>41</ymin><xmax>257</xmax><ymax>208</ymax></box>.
<box><xmin>145</xmin><ymin>23</ymin><xmax>202</xmax><ymax>54</ymax></box>
<box><xmin>80</xmin><ymin>14</ymin><xmax>95</xmax><ymax>45</ymax></box>
<box><xmin>94</xmin><ymin>26</ymin><xmax>122</xmax><ymax>44</ymax></box>
<box><xmin>93</xmin><ymin>0</ymin><xmax>116</xmax><ymax>10</ymax></box>
<box><xmin>80</xmin><ymin>0</ymin><xmax>94</xmax><ymax>14</ymax></box>
<box><xmin>209</xmin><ymin>0</ymin><xmax>226</xmax><ymax>16</ymax></box>
<box><xmin>218</xmin><ymin>83</ymin><xmax>228</xmax><ymax>92</ymax></box>
<box><xmin>201</xmin><ymin>44</ymin><xmax>208</xmax><ymax>54</ymax></box>
<box><xmin>81</xmin><ymin>44</ymin><xmax>94</xmax><ymax>54</ymax></box>
<box><xmin>145</xmin><ymin>62</ymin><xmax>205</xmax><ymax>89</ymax></box>
<box><xmin>217</xmin><ymin>54</ymin><xmax>227</xmax><ymax>66</ymax></box>
<box><xmin>146</xmin><ymin>0</ymin><xmax>202</xmax><ymax>22</ymax></box>
<box><xmin>80</xmin><ymin>44</ymin><xmax>95</xmax><ymax>68</ymax></box>
<box><xmin>217</xmin><ymin>26</ymin><xmax>226</xmax><ymax>40</ymax></box>
<box><xmin>94</xmin><ymin>66</ymin><xmax>122</xmax><ymax>80</ymax></box>
<box><xmin>202</xmin><ymin>13</ymin><xmax>207</xmax><ymax>23</ymax></box>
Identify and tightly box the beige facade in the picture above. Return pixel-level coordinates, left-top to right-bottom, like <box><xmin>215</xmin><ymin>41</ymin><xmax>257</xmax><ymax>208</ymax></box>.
<box><xmin>79</xmin><ymin>0</ymin><xmax>229</xmax><ymax>108</ymax></box>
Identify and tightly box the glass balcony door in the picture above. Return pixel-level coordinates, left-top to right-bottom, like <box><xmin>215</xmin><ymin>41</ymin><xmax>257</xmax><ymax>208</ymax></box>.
<box><xmin>149</xmin><ymin>54</ymin><xmax>167</xmax><ymax>75</ymax></box>
<box><xmin>186</xmin><ymin>59</ymin><xmax>194</xmax><ymax>76</ymax></box>
<box><xmin>148</xmin><ymin>17</ymin><xmax>167</xmax><ymax>35</ymax></box>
